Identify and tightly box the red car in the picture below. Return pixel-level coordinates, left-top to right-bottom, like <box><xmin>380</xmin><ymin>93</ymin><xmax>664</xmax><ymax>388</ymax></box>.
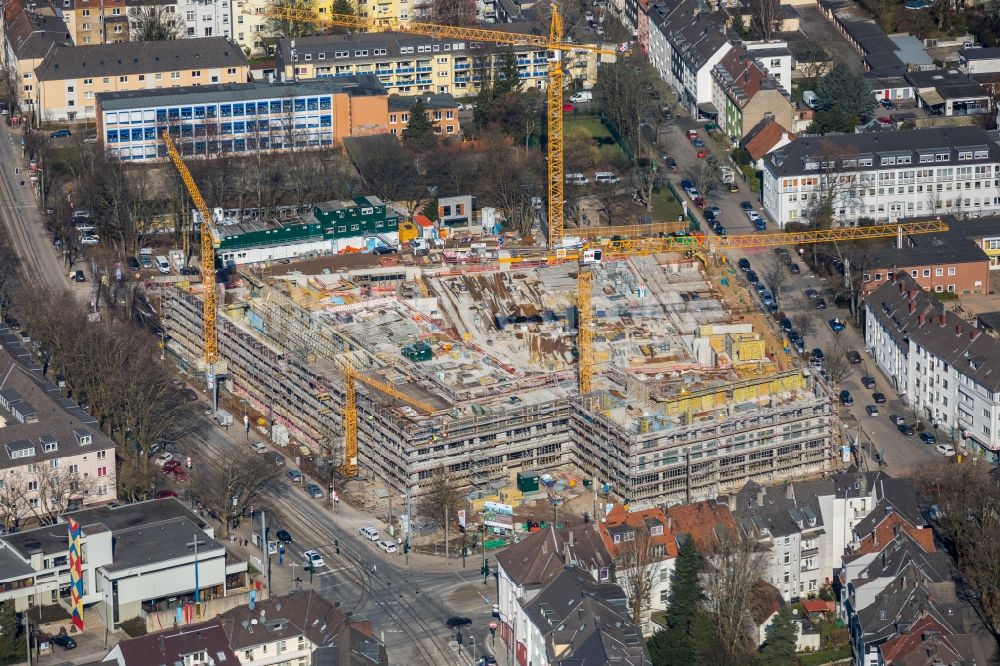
<box><xmin>562</xmin><ymin>103</ymin><xmax>575</xmax><ymax>112</ymax></box>
<box><xmin>696</xmin><ymin>149</ymin><xmax>707</xmax><ymax>158</ymax></box>
<box><xmin>693</xmin><ymin>196</ymin><xmax>705</xmax><ymax>209</ymax></box>
<box><xmin>155</xmin><ymin>489</ymin><xmax>178</xmax><ymax>499</ymax></box>
<box><xmin>170</xmin><ymin>468</ymin><xmax>188</xmax><ymax>482</ymax></box>
<box><xmin>162</xmin><ymin>460</ymin><xmax>181</xmax><ymax>474</ymax></box>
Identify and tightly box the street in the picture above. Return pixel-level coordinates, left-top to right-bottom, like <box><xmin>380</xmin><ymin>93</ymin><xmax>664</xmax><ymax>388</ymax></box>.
<box><xmin>181</xmin><ymin>422</ymin><xmax>503</xmax><ymax>666</ymax></box>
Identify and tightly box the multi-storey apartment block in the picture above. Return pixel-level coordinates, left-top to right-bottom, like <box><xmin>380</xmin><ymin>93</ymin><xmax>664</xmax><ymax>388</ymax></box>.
<box><xmin>32</xmin><ymin>37</ymin><xmax>248</xmax><ymax>121</ymax></box>
<box><xmin>274</xmin><ymin>31</ymin><xmax>602</xmax><ymax>97</ymax></box>
<box><xmin>865</xmin><ymin>273</ymin><xmax>1000</xmax><ymax>462</ymax></box>
<box><xmin>762</xmin><ymin>126</ymin><xmax>1000</xmax><ymax>228</ymax></box>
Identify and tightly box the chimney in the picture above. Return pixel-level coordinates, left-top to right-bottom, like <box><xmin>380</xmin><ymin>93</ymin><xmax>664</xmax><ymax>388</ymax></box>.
<box><xmin>666</xmin><ymin>514</ymin><xmax>673</xmax><ymax>530</ymax></box>
<box><xmin>971</xmin><ymin>330</ymin><xmax>982</xmax><ymax>341</ymax></box>
<box><xmin>727</xmin><ymin>494</ymin><xmax>737</xmax><ymax>512</ymax></box>
<box><xmin>756</xmin><ymin>486</ymin><xmax>766</xmax><ymax>506</ymax></box>
<box><xmin>899</xmin><ymin>282</ymin><xmax>906</xmax><ymax>295</ymax></box>
<box><xmin>939</xmin><ymin>314</ymin><xmax>946</xmax><ymax>327</ymax></box>
<box><xmin>785</xmin><ymin>482</ymin><xmax>794</xmax><ymax>500</ymax></box>
<box><xmin>908</xmin><ymin>289</ymin><xmax>917</xmax><ymax>301</ymax></box>
<box><xmin>569</xmin><ymin>530</ymin><xmax>575</xmax><ymax>548</ymax></box>
<box><xmin>909</xmin><ymin>301</ymin><xmax>916</xmax><ymax>314</ymax></box>
<box><xmin>956</xmin><ymin>325</ymin><xmax>962</xmax><ymax>337</ymax></box>
<box><xmin>891</xmin><ymin>273</ymin><xmax>898</xmax><ymax>285</ymax></box>
<box><xmin>918</xmin><ymin>313</ymin><xmax>926</xmax><ymax>326</ymax></box>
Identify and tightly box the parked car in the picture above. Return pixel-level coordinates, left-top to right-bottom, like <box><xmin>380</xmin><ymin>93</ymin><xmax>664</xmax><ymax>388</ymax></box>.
<box><xmin>890</xmin><ymin>414</ymin><xmax>906</xmax><ymax>425</ymax></box>
<box><xmin>839</xmin><ymin>390</ymin><xmax>854</xmax><ymax>405</ymax></box>
<box><xmin>919</xmin><ymin>432</ymin><xmax>937</xmax><ymax>445</ymax></box>
<box><xmin>305</xmin><ymin>483</ymin><xmax>325</xmax><ymax>499</ymax></box>
<box><xmin>935</xmin><ymin>443</ymin><xmax>956</xmax><ymax>456</ymax></box>
<box><xmin>739</xmin><ymin>201</ymin><xmax>754</xmax><ymax>211</ymax></box>
<box><xmin>162</xmin><ymin>460</ymin><xmax>181</xmax><ymax>474</ymax></box>
<box><xmin>779</xmin><ymin>317</ymin><xmax>792</xmax><ymax>332</ymax></box>
<box><xmin>747</xmin><ymin>270</ymin><xmax>759</xmax><ymax>284</ymax></box>
<box><xmin>270</xmin><ymin>452</ymin><xmax>285</xmax><ymax>466</ymax></box>
<box><xmin>815</xmin><ymin>298</ymin><xmax>827</xmax><ymax>310</ymax></box>
<box><xmin>880</xmin><ymin>98</ymin><xmax>895</xmax><ymax>109</ymax></box>
<box><xmin>304</xmin><ymin>549</ymin><xmax>325</xmax><ymax>568</ymax></box>
<box><xmin>73</xmin><ymin>270</ymin><xmax>86</xmax><ymax>282</ymax></box>
<box><xmin>810</xmin><ymin>348</ymin><xmax>825</xmax><ymax>361</ymax></box>
<box><xmin>898</xmin><ymin>423</ymin><xmax>915</xmax><ymax>436</ymax></box>
<box><xmin>872</xmin><ymin>392</ymin><xmax>886</xmax><ymax>404</ymax></box>
<box><xmin>847</xmin><ymin>350</ymin><xmax>862</xmax><ymax>364</ymax></box>
<box><xmin>378</xmin><ymin>540</ymin><xmax>398</xmax><ymax>553</ymax></box>
<box><xmin>49</xmin><ymin>635</ymin><xmax>77</xmax><ymax>650</ymax></box>
<box><xmin>127</xmin><ymin>256</ymin><xmax>141</xmax><ymax>271</ymax></box>
<box><xmin>447</xmin><ymin>617</ymin><xmax>473</xmax><ymax>629</ymax></box>
<box><xmin>828</xmin><ymin>318</ymin><xmax>845</xmax><ymax>332</ymax></box>
<box><xmin>50</xmin><ymin>129</ymin><xmax>72</xmax><ymax>139</ymax></box>
<box><xmin>276</xmin><ymin>529</ymin><xmax>294</xmax><ymax>543</ymax></box>
<box><xmin>250</xmin><ymin>441</ymin><xmax>267</xmax><ymax>454</ymax></box>
<box><xmin>287</xmin><ymin>469</ymin><xmax>303</xmax><ymax>483</ymax></box>
<box><xmin>80</xmin><ymin>235</ymin><xmax>100</xmax><ymax>246</ymax></box>
<box><xmin>737</xmin><ymin>258</ymin><xmax>751</xmax><ymax>272</ymax></box>
<box><xmin>155</xmin><ymin>489</ymin><xmax>178</xmax><ymax>499</ymax></box>
<box><xmin>562</xmin><ymin>102</ymin><xmax>576</xmax><ymax>112</ymax></box>
<box><xmin>706</xmin><ymin>205</ymin><xmax>722</xmax><ymax>218</ymax></box>
<box><xmin>862</xmin><ymin>376</ymin><xmax>877</xmax><ymax>389</ymax></box>
<box><xmin>866</xmin><ymin>404</ymin><xmax>879</xmax><ymax>416</ymax></box>
<box><xmin>804</xmin><ymin>288</ymin><xmax>818</xmax><ymax>299</ymax></box>
<box><xmin>154</xmin><ymin>452</ymin><xmax>174</xmax><ymax>467</ymax></box>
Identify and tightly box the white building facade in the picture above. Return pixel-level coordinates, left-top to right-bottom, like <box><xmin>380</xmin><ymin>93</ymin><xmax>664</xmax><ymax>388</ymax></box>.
<box><xmin>762</xmin><ymin>126</ymin><xmax>1000</xmax><ymax>229</ymax></box>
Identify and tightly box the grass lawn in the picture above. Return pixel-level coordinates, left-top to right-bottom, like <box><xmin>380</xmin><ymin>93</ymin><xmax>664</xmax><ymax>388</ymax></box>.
<box><xmin>651</xmin><ymin>188</ymin><xmax>683</xmax><ymax>223</ymax></box>
<box><xmin>564</xmin><ymin>116</ymin><xmax>627</xmax><ymax>163</ymax></box>
<box><xmin>797</xmin><ymin>644</ymin><xmax>851</xmax><ymax>666</ymax></box>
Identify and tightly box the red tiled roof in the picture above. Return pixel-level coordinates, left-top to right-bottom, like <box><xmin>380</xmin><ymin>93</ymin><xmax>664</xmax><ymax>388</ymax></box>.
<box><xmin>879</xmin><ymin>615</ymin><xmax>969</xmax><ymax>665</ymax></box>
<box><xmin>854</xmin><ymin>512</ymin><xmax>935</xmax><ymax>556</ymax></box>
<box><xmin>598</xmin><ymin>505</ymin><xmax>679</xmax><ymax>560</ymax></box>
<box><xmin>743</xmin><ymin>119</ymin><xmax>795</xmax><ymax>162</ymax></box>
<box><xmin>666</xmin><ymin>500</ymin><xmax>736</xmax><ymax>552</ymax></box>
<box><xmin>801</xmin><ymin>599</ymin><xmax>835</xmax><ymax>614</ymax></box>
<box><xmin>715</xmin><ymin>46</ymin><xmax>767</xmax><ymax>109</ymax></box>
<box><xmin>750</xmin><ymin>581</ymin><xmax>783</xmax><ymax>625</ymax></box>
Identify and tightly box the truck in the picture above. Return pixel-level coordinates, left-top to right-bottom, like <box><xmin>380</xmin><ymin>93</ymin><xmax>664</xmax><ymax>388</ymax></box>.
<box><xmin>802</xmin><ymin>90</ymin><xmax>819</xmax><ymax>110</ymax></box>
<box><xmin>718</xmin><ymin>166</ymin><xmax>735</xmax><ymax>184</ymax></box>
<box><xmin>569</xmin><ymin>90</ymin><xmax>593</xmax><ymax>104</ymax></box>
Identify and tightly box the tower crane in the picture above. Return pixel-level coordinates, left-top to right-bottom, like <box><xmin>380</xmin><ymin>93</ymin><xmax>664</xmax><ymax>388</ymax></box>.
<box><xmin>162</xmin><ymin>132</ymin><xmax>221</xmax><ymax>405</ymax></box>
<box><xmin>342</xmin><ymin>364</ymin><xmax>436</xmax><ymax>478</ymax></box>
<box><xmin>256</xmin><ymin>4</ymin><xmax>621</xmax><ymax>249</ymax></box>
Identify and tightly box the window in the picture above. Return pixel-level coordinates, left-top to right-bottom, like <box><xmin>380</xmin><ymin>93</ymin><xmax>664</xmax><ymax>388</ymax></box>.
<box><xmin>97</xmin><ymin>466</ymin><xmax>107</xmax><ymax>477</ymax></box>
<box><xmin>983</xmin><ymin>425</ymin><xmax>991</xmax><ymax>437</ymax></box>
<box><xmin>947</xmin><ymin>267</ymin><xmax>956</xmax><ymax>275</ymax></box>
<box><xmin>936</xmin><ymin>268</ymin><xmax>943</xmax><ymax>276</ymax></box>
<box><xmin>28</xmin><ymin>498</ymin><xmax>39</xmax><ymax>509</ymax></box>
<box><xmin>155</xmin><ymin>73</ymin><xmax>162</xmax><ymax>81</ymax></box>
<box><xmin>186</xmin><ymin>10</ymin><xmax>195</xmax><ymax>19</ymax></box>
<box><xmin>119</xmin><ymin>76</ymin><xmax>128</xmax><ymax>83</ymax></box>
<box><xmin>83</xmin><ymin>78</ymin><xmax>93</xmax><ymax>85</ymax></box>
<box><xmin>51</xmin><ymin>458</ymin><xmax>60</xmax><ymax>469</ymax></box>
<box><xmin>227</xmin><ymin>68</ymin><xmax>237</xmax><ymax>75</ymax></box>
<box><xmin>27</xmin><ymin>480</ymin><xmax>38</xmax><ymax>492</ymax></box>
<box><xmin>43</xmin><ymin>441</ymin><xmax>57</xmax><ymax>453</ymax></box>
<box><xmin>69</xmin><ymin>464</ymin><xmax>78</xmax><ymax>474</ymax></box>
<box><xmin>923</xmin><ymin>269</ymin><xmax>931</xmax><ymax>277</ymax></box>
<box><xmin>97</xmin><ymin>450</ymin><xmax>107</xmax><ymax>460</ymax></box>
<box><xmin>598</xmin><ymin>567</ymin><xmax>609</xmax><ymax>581</ymax></box>
<box><xmin>172</xmin><ymin>71</ymin><xmax>181</xmax><ymax>79</ymax></box>
<box><xmin>192</xmin><ymin>70</ymin><xmax>201</xmax><ymax>78</ymax></box>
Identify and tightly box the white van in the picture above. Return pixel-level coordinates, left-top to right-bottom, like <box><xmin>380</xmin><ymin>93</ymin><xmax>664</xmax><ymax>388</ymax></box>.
<box><xmin>570</xmin><ymin>90</ymin><xmax>593</xmax><ymax>104</ymax></box>
<box><xmin>359</xmin><ymin>526</ymin><xmax>380</xmax><ymax>541</ymax></box>
<box><xmin>594</xmin><ymin>171</ymin><xmax>620</xmax><ymax>184</ymax></box>
<box><xmin>565</xmin><ymin>173</ymin><xmax>589</xmax><ymax>185</ymax></box>
<box><xmin>802</xmin><ymin>90</ymin><xmax>819</xmax><ymax>110</ymax></box>
<box><xmin>155</xmin><ymin>256</ymin><xmax>171</xmax><ymax>274</ymax></box>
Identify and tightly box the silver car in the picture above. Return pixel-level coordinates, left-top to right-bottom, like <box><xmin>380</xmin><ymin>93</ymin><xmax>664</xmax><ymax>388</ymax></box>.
<box><xmin>305</xmin><ymin>483</ymin><xmax>324</xmax><ymax>499</ymax></box>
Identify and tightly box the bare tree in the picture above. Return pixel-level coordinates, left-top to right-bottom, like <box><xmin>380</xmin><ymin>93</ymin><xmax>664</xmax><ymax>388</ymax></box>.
<box><xmin>749</xmin><ymin>0</ymin><xmax>782</xmax><ymax>41</ymax></box>
<box><xmin>761</xmin><ymin>262</ymin><xmax>790</xmax><ymax>310</ymax></box>
<box><xmin>825</xmin><ymin>340</ymin><xmax>853</xmax><ymax>384</ymax></box>
<box><xmin>9</xmin><ymin>463</ymin><xmax>98</xmax><ymax>525</ymax></box>
<box><xmin>0</xmin><ymin>479</ymin><xmax>27</xmax><ymax>534</ymax></box>
<box><xmin>263</xmin><ymin>0</ymin><xmax>319</xmax><ymax>42</ymax></box>
<box><xmin>594</xmin><ymin>52</ymin><xmax>660</xmax><ymax>160</ymax></box>
<box><xmin>192</xmin><ymin>456</ymin><xmax>281</xmax><ymax>537</ymax></box>
<box><xmin>0</xmin><ymin>241</ymin><xmax>18</xmax><ymax>320</ymax></box>
<box><xmin>417</xmin><ymin>466</ymin><xmax>466</xmax><ymax>534</ymax></box>
<box><xmin>128</xmin><ymin>5</ymin><xmax>185</xmax><ymax>41</ymax></box>
<box><xmin>477</xmin><ymin>134</ymin><xmax>543</xmax><ymax>236</ymax></box>
<box><xmin>346</xmin><ymin>134</ymin><xmax>429</xmax><ymax>216</ymax></box>
<box><xmin>682</xmin><ymin>162</ymin><xmax>721</xmax><ymax>203</ymax></box>
<box><xmin>614</xmin><ymin>525</ymin><xmax>664</xmax><ymax>626</ymax></box>
<box><xmin>703</xmin><ymin>528</ymin><xmax>768</xmax><ymax>664</ymax></box>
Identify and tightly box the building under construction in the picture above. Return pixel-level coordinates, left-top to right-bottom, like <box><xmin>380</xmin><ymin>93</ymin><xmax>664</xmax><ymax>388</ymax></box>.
<box><xmin>162</xmin><ymin>249</ymin><xmax>836</xmax><ymax>506</ymax></box>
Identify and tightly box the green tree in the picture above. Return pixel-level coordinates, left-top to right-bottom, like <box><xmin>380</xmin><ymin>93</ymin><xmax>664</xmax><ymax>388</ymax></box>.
<box><xmin>806</xmin><ymin>109</ymin><xmax>857</xmax><ymax>135</ymax></box>
<box><xmin>731</xmin><ymin>13</ymin><xmax>749</xmax><ymax>38</ymax></box>
<box><xmin>649</xmin><ymin>535</ymin><xmax>708</xmax><ymax>665</ymax></box>
<box><xmin>817</xmin><ymin>64</ymin><xmax>877</xmax><ymax>121</ymax></box>
<box><xmin>757</xmin><ymin>607</ymin><xmax>797</xmax><ymax>666</ymax></box>
<box><xmin>0</xmin><ymin>601</ymin><xmax>25</xmax><ymax>665</ymax></box>
<box><xmin>402</xmin><ymin>98</ymin><xmax>437</xmax><ymax>150</ymax></box>
<box><xmin>494</xmin><ymin>49</ymin><xmax>522</xmax><ymax>98</ymax></box>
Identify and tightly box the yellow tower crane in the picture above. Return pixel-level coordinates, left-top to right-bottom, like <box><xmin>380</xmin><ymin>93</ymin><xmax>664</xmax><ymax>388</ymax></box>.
<box><xmin>162</xmin><ymin>131</ymin><xmax>220</xmax><ymax>398</ymax></box>
<box><xmin>577</xmin><ymin>268</ymin><xmax>593</xmax><ymax>394</ymax></box>
<box><xmin>256</xmin><ymin>5</ymin><xmax>620</xmax><ymax>249</ymax></box>
<box><xmin>341</xmin><ymin>364</ymin><xmax>436</xmax><ymax>478</ymax></box>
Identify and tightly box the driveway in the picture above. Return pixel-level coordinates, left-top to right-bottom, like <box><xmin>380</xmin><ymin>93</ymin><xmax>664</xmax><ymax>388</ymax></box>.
<box><xmin>794</xmin><ymin>6</ymin><xmax>867</xmax><ymax>73</ymax></box>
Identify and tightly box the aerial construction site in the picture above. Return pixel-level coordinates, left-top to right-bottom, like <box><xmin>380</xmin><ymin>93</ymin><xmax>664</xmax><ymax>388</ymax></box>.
<box><xmin>161</xmin><ymin>220</ymin><xmax>837</xmax><ymax>507</ymax></box>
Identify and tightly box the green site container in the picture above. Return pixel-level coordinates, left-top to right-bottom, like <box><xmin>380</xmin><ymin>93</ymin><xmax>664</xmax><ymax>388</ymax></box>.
<box><xmin>517</xmin><ymin>472</ymin><xmax>539</xmax><ymax>493</ymax></box>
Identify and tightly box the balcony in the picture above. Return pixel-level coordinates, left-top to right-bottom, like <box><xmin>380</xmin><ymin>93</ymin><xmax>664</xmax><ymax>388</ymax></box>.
<box><xmin>455</xmin><ymin>62</ymin><xmax>471</xmax><ymax>70</ymax></box>
<box><xmin>416</xmin><ymin>66</ymin><xmax>432</xmax><ymax>73</ymax></box>
<box><xmin>395</xmin><ymin>67</ymin><xmax>414</xmax><ymax>74</ymax></box>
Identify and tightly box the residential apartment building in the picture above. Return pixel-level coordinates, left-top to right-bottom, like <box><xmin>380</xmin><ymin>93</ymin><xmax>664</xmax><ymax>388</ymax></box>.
<box><xmin>711</xmin><ymin>45</ymin><xmax>793</xmax><ymax>145</ymax></box>
<box><xmin>0</xmin><ymin>338</ymin><xmax>116</xmax><ymax>526</ymax></box>
<box><xmin>745</xmin><ymin>41</ymin><xmax>793</xmax><ymax>95</ymax></box>
<box><xmin>865</xmin><ymin>273</ymin><xmax>1000</xmax><ymax>461</ymax></box>
<box><xmin>219</xmin><ymin>591</ymin><xmax>389</xmax><ymax>665</ymax></box>
<box><xmin>0</xmin><ymin>499</ymin><xmax>248</xmax><ymax>627</ymax></box>
<box><xmin>274</xmin><ymin>31</ymin><xmax>602</xmax><ymax>97</ymax></box>
<box><xmin>863</xmin><ymin>234</ymin><xmax>989</xmax><ymax>296</ymax></box>
<box><xmin>96</xmin><ymin>76</ymin><xmax>391</xmax><ymax>161</ymax></box>
<box><xmin>761</xmin><ymin>126</ymin><xmax>1000</xmax><ymax>228</ymax></box>
<box><xmin>646</xmin><ymin>0</ymin><xmax>732</xmax><ymax>118</ymax></box>
<box><xmin>32</xmin><ymin>37</ymin><xmax>249</xmax><ymax>121</ymax></box>
<box><xmin>596</xmin><ymin>505</ymin><xmax>678</xmax><ymax>635</ymax></box>
<box><xmin>103</xmin><ymin>620</ymin><xmax>239</xmax><ymax>665</ymax></box>
<box><xmin>387</xmin><ymin>93</ymin><xmax>460</xmax><ymax>137</ymax></box>
<box><xmin>59</xmin><ymin>0</ymin><xmax>128</xmax><ymax>45</ymax></box>
<box><xmin>2</xmin><ymin>4</ymin><xmax>71</xmax><ymax>113</ymax></box>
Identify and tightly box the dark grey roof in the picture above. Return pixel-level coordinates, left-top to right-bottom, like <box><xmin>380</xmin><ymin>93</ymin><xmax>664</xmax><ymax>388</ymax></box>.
<box><xmin>871</xmin><ymin>237</ymin><xmax>988</xmax><ymax>269</ymax></box>
<box><xmin>0</xmin><ymin>344</ymin><xmax>114</xmax><ymax>472</ymax></box>
<box><xmin>851</xmin><ymin>474</ymin><xmax>924</xmax><ymax>536</ymax></box>
<box><xmin>103</xmin><ymin>516</ymin><xmax>224</xmax><ymax>573</ymax></box>
<box><xmin>858</xmin><ymin>533</ymin><xmax>954</xmax><ymax>583</ymax></box>
<box><xmin>387</xmin><ymin>93</ymin><xmax>459</xmax><ymax>111</ymax></box>
<box><xmin>960</xmin><ymin>46</ymin><xmax>1000</xmax><ymax>61</ymax></box>
<box><xmin>731</xmin><ymin>479</ymin><xmax>827</xmax><ymax>540</ymax></box>
<box><xmin>648</xmin><ymin>0</ymin><xmax>730</xmax><ymax>72</ymax></box>
<box><xmin>34</xmin><ymin>37</ymin><xmax>247</xmax><ymax>82</ymax></box>
<box><xmin>495</xmin><ymin>524</ymin><xmax>612</xmax><ymax>590</ymax></box>
<box><xmin>96</xmin><ymin>76</ymin><xmax>386</xmax><ymax>111</ymax></box>
<box><xmin>0</xmin><ymin>544</ymin><xmax>33</xmax><ymax>583</ymax></box>
<box><xmin>976</xmin><ymin>310</ymin><xmax>1000</xmax><ymax>333</ymax></box>
<box><xmin>855</xmin><ymin>574</ymin><xmax>963</xmax><ymax>647</ymax></box>
<box><xmin>521</xmin><ymin>566</ymin><xmax>650</xmax><ymax>665</ymax></box>
<box><xmin>905</xmin><ymin>69</ymin><xmax>989</xmax><ymax>100</ymax></box>
<box><xmin>867</xmin><ymin>273</ymin><xmax>1000</xmax><ymax>393</ymax></box>
<box><xmin>764</xmin><ymin>126</ymin><xmax>1000</xmax><ymax>178</ymax></box>
<box><xmin>3</xmin><ymin>9</ymin><xmax>70</xmax><ymax>60</ymax></box>
<box><xmin>220</xmin><ymin>590</ymin><xmax>354</xmax><ymax>650</ymax></box>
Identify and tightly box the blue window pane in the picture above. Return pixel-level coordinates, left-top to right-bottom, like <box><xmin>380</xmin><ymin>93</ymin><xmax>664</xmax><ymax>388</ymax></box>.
<box><xmin>222</xmin><ymin>140</ymin><xmax>234</xmax><ymax>152</ymax></box>
<box><xmin>270</xmin><ymin>100</ymin><xmax>281</xmax><ymax>113</ymax></box>
<box><xmin>234</xmin><ymin>139</ymin><xmax>246</xmax><ymax>151</ymax></box>
<box><xmin>106</xmin><ymin>130</ymin><xmax>118</xmax><ymax>143</ymax></box>
<box><xmin>307</xmin><ymin>97</ymin><xmax>318</xmax><ymax>111</ymax></box>
<box><xmin>181</xmin><ymin>124</ymin><xmax>193</xmax><ymax>138</ymax></box>
<box><xmin>181</xmin><ymin>107</ymin><xmax>193</xmax><ymax>119</ymax></box>
<box><xmin>156</xmin><ymin>109</ymin><xmax>167</xmax><ymax>122</ymax></box>
<box><xmin>233</xmin><ymin>121</ymin><xmax>245</xmax><ymax>133</ymax></box>
<box><xmin>319</xmin><ymin>96</ymin><xmax>331</xmax><ymax>110</ymax></box>
<box><xmin>144</xmin><ymin>127</ymin><xmax>156</xmax><ymax>140</ymax></box>
<box><xmin>157</xmin><ymin>144</ymin><xmax>166</xmax><ymax>158</ymax></box>
<box><xmin>195</xmin><ymin>141</ymin><xmax>206</xmax><ymax>153</ymax></box>
<box><xmin>257</xmin><ymin>102</ymin><xmax>268</xmax><ymax>114</ymax></box>
<box><xmin>131</xmin><ymin>128</ymin><xmax>143</xmax><ymax>141</ymax></box>
<box><xmin>244</xmin><ymin>103</ymin><xmax>255</xmax><ymax>116</ymax></box>
<box><xmin>260</xmin><ymin>137</ymin><xmax>270</xmax><ymax>149</ymax></box>
<box><xmin>320</xmin><ymin>115</ymin><xmax>332</xmax><ymax>127</ymax></box>
<box><xmin>258</xmin><ymin>119</ymin><xmax>269</xmax><ymax>130</ymax></box>
<box><xmin>282</xmin><ymin>99</ymin><xmax>292</xmax><ymax>112</ymax></box>
<box><xmin>232</xmin><ymin>103</ymin><xmax>244</xmax><ymax>116</ymax></box>
<box><xmin>194</xmin><ymin>106</ymin><xmax>206</xmax><ymax>118</ymax></box>
<box><xmin>168</xmin><ymin>108</ymin><xmax>180</xmax><ymax>120</ymax></box>
<box><xmin>207</xmin><ymin>105</ymin><xmax>217</xmax><ymax>118</ymax></box>
<box><xmin>222</xmin><ymin>122</ymin><xmax>232</xmax><ymax>134</ymax></box>
<box><xmin>221</xmin><ymin>104</ymin><xmax>232</xmax><ymax>117</ymax></box>
<box><xmin>294</xmin><ymin>98</ymin><xmax>305</xmax><ymax>112</ymax></box>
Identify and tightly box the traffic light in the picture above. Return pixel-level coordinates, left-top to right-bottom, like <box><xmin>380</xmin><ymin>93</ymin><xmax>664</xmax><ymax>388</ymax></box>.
<box><xmin>335</xmin><ymin>538</ymin><xmax>340</xmax><ymax>554</ymax></box>
<box><xmin>456</xmin><ymin>629</ymin><xmax>463</xmax><ymax>646</ymax></box>
<box><xmin>403</xmin><ymin>540</ymin><xmax>410</xmax><ymax>554</ymax></box>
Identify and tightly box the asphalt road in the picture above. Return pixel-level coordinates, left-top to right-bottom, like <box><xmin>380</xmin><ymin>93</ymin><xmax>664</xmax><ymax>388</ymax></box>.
<box><xmin>0</xmin><ymin>124</ymin><xmax>69</xmax><ymax>293</ymax></box>
<box><xmin>179</xmin><ymin>421</ymin><xmax>502</xmax><ymax>666</ymax></box>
